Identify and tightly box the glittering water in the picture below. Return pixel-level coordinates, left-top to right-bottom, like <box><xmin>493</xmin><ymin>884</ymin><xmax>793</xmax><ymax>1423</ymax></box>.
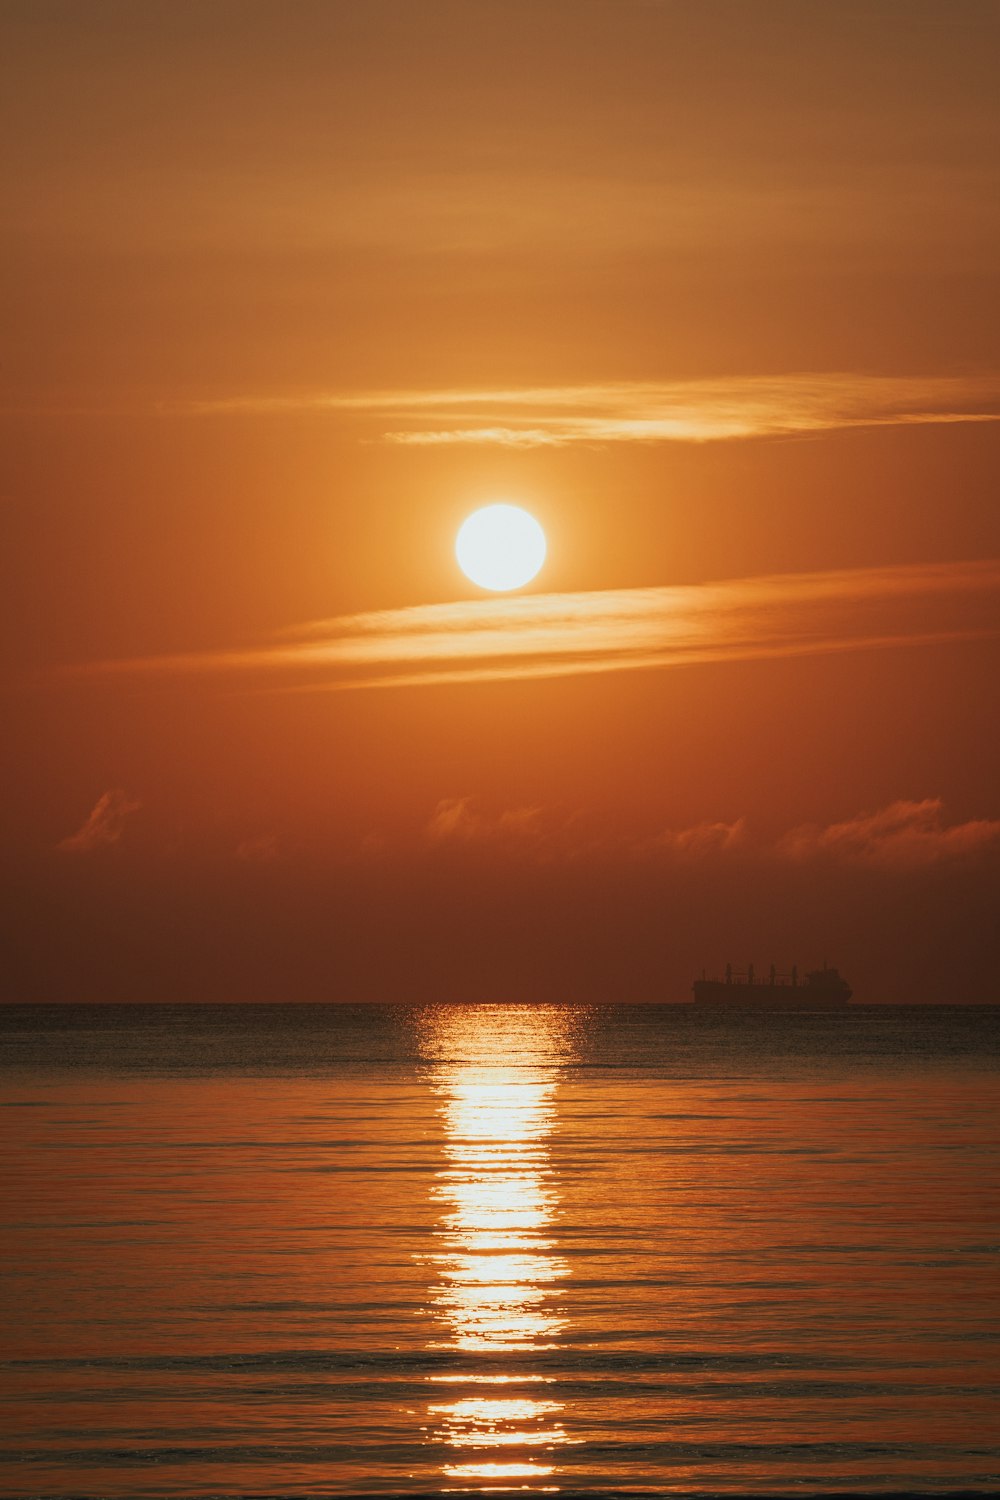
<box><xmin>1</xmin><ymin>1003</ymin><xmax>998</xmax><ymax>1497</ymax></box>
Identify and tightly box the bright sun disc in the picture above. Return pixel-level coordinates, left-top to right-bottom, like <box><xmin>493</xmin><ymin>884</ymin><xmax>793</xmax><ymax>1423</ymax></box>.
<box><xmin>456</xmin><ymin>504</ymin><xmax>547</xmax><ymax>592</ymax></box>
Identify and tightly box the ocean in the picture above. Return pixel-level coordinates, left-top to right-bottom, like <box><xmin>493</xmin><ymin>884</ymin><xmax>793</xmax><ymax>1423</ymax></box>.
<box><xmin>1</xmin><ymin>1003</ymin><xmax>998</xmax><ymax>1497</ymax></box>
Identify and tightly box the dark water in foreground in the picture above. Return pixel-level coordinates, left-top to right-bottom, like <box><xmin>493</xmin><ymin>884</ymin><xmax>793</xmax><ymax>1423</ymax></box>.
<box><xmin>1</xmin><ymin>1003</ymin><xmax>998</xmax><ymax>1498</ymax></box>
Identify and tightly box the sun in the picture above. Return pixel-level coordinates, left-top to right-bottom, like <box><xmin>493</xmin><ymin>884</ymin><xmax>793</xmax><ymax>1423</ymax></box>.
<box><xmin>455</xmin><ymin>504</ymin><xmax>547</xmax><ymax>592</ymax></box>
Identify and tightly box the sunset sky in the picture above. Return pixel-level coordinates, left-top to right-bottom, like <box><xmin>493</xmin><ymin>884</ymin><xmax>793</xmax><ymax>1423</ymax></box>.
<box><xmin>2</xmin><ymin>0</ymin><xmax>998</xmax><ymax>1002</ymax></box>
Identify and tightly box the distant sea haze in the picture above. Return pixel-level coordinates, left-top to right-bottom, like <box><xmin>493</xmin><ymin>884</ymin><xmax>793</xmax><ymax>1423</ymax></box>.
<box><xmin>2</xmin><ymin>1002</ymin><xmax>998</xmax><ymax>1497</ymax></box>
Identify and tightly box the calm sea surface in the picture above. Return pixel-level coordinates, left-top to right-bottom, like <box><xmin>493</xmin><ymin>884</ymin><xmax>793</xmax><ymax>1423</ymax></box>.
<box><xmin>1</xmin><ymin>1003</ymin><xmax>998</xmax><ymax>1498</ymax></box>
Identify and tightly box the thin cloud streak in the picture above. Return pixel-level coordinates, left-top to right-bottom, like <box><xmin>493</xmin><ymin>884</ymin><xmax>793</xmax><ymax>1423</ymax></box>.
<box><xmin>178</xmin><ymin>374</ymin><xmax>1000</xmax><ymax>446</ymax></box>
<box><xmin>79</xmin><ymin>560</ymin><xmax>1000</xmax><ymax>693</ymax></box>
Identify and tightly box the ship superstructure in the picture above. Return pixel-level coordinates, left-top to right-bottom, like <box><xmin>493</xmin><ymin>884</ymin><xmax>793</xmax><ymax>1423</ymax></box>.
<box><xmin>692</xmin><ymin>962</ymin><xmax>852</xmax><ymax>1007</ymax></box>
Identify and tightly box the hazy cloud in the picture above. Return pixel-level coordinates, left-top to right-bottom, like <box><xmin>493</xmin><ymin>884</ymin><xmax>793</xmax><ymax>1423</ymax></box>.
<box><xmin>777</xmin><ymin>799</ymin><xmax>1000</xmax><ymax>869</ymax></box>
<box><xmin>644</xmin><ymin>818</ymin><xmax>748</xmax><ymax>858</ymax></box>
<box><xmin>56</xmin><ymin>789</ymin><xmax>141</xmax><ymax>854</ymax></box>
<box><xmin>419</xmin><ymin>799</ymin><xmax>998</xmax><ymax>870</ymax></box>
<box><xmin>81</xmin><ymin>559</ymin><xmax>1000</xmax><ymax>693</ymax></box>
<box><xmin>182</xmin><ymin>374</ymin><xmax>1000</xmax><ymax>446</ymax></box>
<box><xmin>426</xmin><ymin>796</ymin><xmax>545</xmax><ymax>846</ymax></box>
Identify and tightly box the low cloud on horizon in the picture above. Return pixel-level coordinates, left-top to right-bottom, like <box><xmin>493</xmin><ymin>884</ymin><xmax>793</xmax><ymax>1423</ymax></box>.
<box><xmin>424</xmin><ymin>796</ymin><xmax>1000</xmax><ymax>872</ymax></box>
<box><xmin>49</xmin><ymin>792</ymin><xmax>1000</xmax><ymax>874</ymax></box>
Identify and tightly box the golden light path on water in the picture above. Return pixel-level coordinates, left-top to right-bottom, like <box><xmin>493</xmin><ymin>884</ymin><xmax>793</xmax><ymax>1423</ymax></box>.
<box><xmin>418</xmin><ymin>1006</ymin><xmax>577</xmax><ymax>1491</ymax></box>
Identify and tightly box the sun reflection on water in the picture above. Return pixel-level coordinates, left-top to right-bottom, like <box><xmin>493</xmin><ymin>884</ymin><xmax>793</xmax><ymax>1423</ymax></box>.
<box><xmin>418</xmin><ymin>1006</ymin><xmax>577</xmax><ymax>1491</ymax></box>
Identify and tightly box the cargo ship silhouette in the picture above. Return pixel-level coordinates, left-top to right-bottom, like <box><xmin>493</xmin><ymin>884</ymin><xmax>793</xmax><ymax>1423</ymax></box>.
<box><xmin>692</xmin><ymin>962</ymin><xmax>852</xmax><ymax>1007</ymax></box>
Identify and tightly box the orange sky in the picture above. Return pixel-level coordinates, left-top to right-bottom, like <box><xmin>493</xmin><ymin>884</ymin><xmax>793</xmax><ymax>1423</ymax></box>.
<box><xmin>2</xmin><ymin>0</ymin><xmax>998</xmax><ymax>1002</ymax></box>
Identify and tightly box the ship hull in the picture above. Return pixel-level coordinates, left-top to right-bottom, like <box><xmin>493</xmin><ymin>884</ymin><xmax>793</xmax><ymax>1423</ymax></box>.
<box><xmin>692</xmin><ymin>981</ymin><xmax>851</xmax><ymax>1008</ymax></box>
